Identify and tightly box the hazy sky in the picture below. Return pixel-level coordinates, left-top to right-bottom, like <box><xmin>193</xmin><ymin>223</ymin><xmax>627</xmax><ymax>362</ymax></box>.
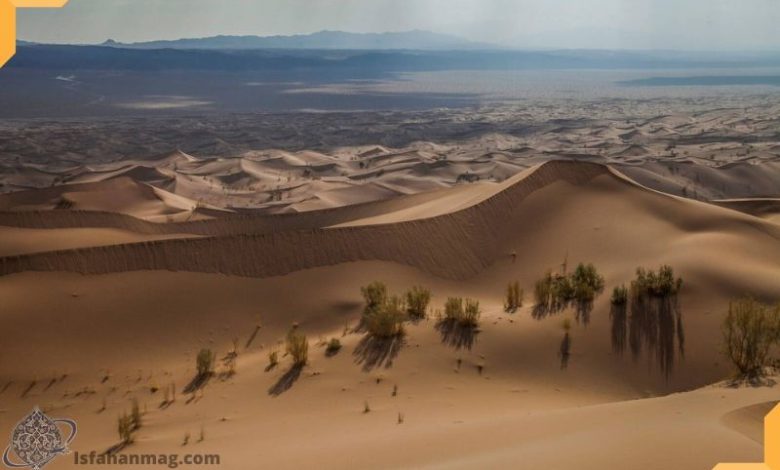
<box><xmin>17</xmin><ymin>0</ymin><xmax>780</xmax><ymax>50</ymax></box>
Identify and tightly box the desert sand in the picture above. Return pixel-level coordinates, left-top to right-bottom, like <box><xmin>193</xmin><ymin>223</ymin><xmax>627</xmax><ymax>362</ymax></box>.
<box><xmin>0</xmin><ymin>103</ymin><xmax>779</xmax><ymax>469</ymax></box>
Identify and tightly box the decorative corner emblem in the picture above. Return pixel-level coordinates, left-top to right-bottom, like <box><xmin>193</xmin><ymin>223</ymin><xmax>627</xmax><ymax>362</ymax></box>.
<box><xmin>0</xmin><ymin>0</ymin><xmax>70</xmax><ymax>68</ymax></box>
<box><xmin>3</xmin><ymin>407</ymin><xmax>77</xmax><ymax>470</ymax></box>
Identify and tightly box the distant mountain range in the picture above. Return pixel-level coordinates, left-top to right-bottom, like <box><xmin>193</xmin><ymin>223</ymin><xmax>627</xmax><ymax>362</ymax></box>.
<box><xmin>98</xmin><ymin>30</ymin><xmax>495</xmax><ymax>50</ymax></box>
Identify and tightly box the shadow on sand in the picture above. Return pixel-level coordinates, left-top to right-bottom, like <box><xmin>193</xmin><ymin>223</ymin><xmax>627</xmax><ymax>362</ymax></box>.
<box><xmin>559</xmin><ymin>332</ymin><xmax>571</xmax><ymax>369</ymax></box>
<box><xmin>183</xmin><ymin>373</ymin><xmax>211</xmax><ymax>395</ymax></box>
<box><xmin>435</xmin><ymin>319</ymin><xmax>478</xmax><ymax>351</ymax></box>
<box><xmin>533</xmin><ymin>300</ymin><xmax>594</xmax><ymax>326</ymax></box>
<box><xmin>353</xmin><ymin>334</ymin><xmax>404</xmax><ymax>371</ymax></box>
<box><xmin>611</xmin><ymin>295</ymin><xmax>685</xmax><ymax>378</ymax></box>
<box><xmin>268</xmin><ymin>365</ymin><xmax>303</xmax><ymax>396</ymax></box>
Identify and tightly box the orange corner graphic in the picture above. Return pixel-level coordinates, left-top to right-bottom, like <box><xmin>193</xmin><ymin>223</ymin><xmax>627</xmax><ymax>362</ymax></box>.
<box><xmin>714</xmin><ymin>403</ymin><xmax>780</xmax><ymax>469</ymax></box>
<box><xmin>0</xmin><ymin>0</ymin><xmax>69</xmax><ymax>68</ymax></box>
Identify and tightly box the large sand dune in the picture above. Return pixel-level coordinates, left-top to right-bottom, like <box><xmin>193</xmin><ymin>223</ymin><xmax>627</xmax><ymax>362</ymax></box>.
<box><xmin>0</xmin><ymin>154</ymin><xmax>778</xmax><ymax>469</ymax></box>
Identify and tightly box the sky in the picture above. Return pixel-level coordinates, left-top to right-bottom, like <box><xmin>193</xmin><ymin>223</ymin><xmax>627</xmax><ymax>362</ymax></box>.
<box><xmin>17</xmin><ymin>0</ymin><xmax>780</xmax><ymax>50</ymax></box>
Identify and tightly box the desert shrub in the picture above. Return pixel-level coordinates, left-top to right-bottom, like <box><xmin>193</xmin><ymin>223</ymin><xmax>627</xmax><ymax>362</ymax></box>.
<box><xmin>196</xmin><ymin>349</ymin><xmax>215</xmax><ymax>378</ymax></box>
<box><xmin>569</xmin><ymin>263</ymin><xmax>605</xmax><ymax>302</ymax></box>
<box><xmin>504</xmin><ymin>281</ymin><xmax>523</xmax><ymax>312</ymax></box>
<box><xmin>117</xmin><ymin>413</ymin><xmax>134</xmax><ymax>444</ymax></box>
<box><xmin>130</xmin><ymin>399</ymin><xmax>142</xmax><ymax>430</ymax></box>
<box><xmin>286</xmin><ymin>327</ymin><xmax>309</xmax><ymax>367</ymax></box>
<box><xmin>444</xmin><ymin>297</ymin><xmax>480</xmax><ymax>327</ymax></box>
<box><xmin>326</xmin><ymin>338</ymin><xmax>342</xmax><ymax>354</ymax></box>
<box><xmin>268</xmin><ymin>351</ymin><xmax>279</xmax><ymax>368</ymax></box>
<box><xmin>631</xmin><ymin>265</ymin><xmax>683</xmax><ymax>300</ymax></box>
<box><xmin>723</xmin><ymin>297</ymin><xmax>780</xmax><ymax>379</ymax></box>
<box><xmin>365</xmin><ymin>295</ymin><xmax>406</xmax><ymax>338</ymax></box>
<box><xmin>444</xmin><ymin>297</ymin><xmax>465</xmax><ymax>322</ymax></box>
<box><xmin>534</xmin><ymin>263</ymin><xmax>605</xmax><ymax>309</ymax></box>
<box><xmin>462</xmin><ymin>299</ymin><xmax>481</xmax><ymax>327</ymax></box>
<box><xmin>534</xmin><ymin>272</ymin><xmax>554</xmax><ymax>308</ymax></box>
<box><xmin>406</xmin><ymin>286</ymin><xmax>432</xmax><ymax>318</ymax></box>
<box><xmin>361</xmin><ymin>282</ymin><xmax>388</xmax><ymax>314</ymax></box>
<box><xmin>611</xmin><ymin>285</ymin><xmax>628</xmax><ymax>305</ymax></box>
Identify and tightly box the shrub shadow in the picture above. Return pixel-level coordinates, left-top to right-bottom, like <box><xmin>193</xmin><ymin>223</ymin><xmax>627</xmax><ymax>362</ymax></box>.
<box><xmin>559</xmin><ymin>332</ymin><xmax>571</xmax><ymax>370</ymax></box>
<box><xmin>268</xmin><ymin>365</ymin><xmax>303</xmax><ymax>396</ymax></box>
<box><xmin>183</xmin><ymin>373</ymin><xmax>211</xmax><ymax>394</ymax></box>
<box><xmin>435</xmin><ymin>319</ymin><xmax>478</xmax><ymax>351</ymax></box>
<box><xmin>353</xmin><ymin>334</ymin><xmax>404</xmax><ymax>371</ymax></box>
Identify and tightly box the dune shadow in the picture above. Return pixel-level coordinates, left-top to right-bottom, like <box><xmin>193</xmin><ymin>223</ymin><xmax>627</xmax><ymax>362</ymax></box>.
<box><xmin>268</xmin><ymin>365</ymin><xmax>303</xmax><ymax>396</ymax></box>
<box><xmin>435</xmin><ymin>319</ymin><xmax>478</xmax><ymax>350</ymax></box>
<box><xmin>353</xmin><ymin>334</ymin><xmax>404</xmax><ymax>371</ymax></box>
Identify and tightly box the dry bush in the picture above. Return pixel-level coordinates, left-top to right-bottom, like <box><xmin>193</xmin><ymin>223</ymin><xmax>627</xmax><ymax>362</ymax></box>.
<box><xmin>723</xmin><ymin>297</ymin><xmax>780</xmax><ymax>379</ymax></box>
<box><xmin>117</xmin><ymin>413</ymin><xmax>134</xmax><ymax>445</ymax></box>
<box><xmin>286</xmin><ymin>327</ymin><xmax>309</xmax><ymax>367</ymax></box>
<box><xmin>365</xmin><ymin>295</ymin><xmax>406</xmax><ymax>338</ymax></box>
<box><xmin>462</xmin><ymin>299</ymin><xmax>481</xmax><ymax>327</ymax></box>
<box><xmin>196</xmin><ymin>349</ymin><xmax>215</xmax><ymax>378</ymax></box>
<box><xmin>444</xmin><ymin>297</ymin><xmax>465</xmax><ymax>322</ymax></box>
<box><xmin>504</xmin><ymin>281</ymin><xmax>523</xmax><ymax>312</ymax></box>
<box><xmin>361</xmin><ymin>281</ymin><xmax>388</xmax><ymax>314</ymax></box>
<box><xmin>444</xmin><ymin>297</ymin><xmax>480</xmax><ymax>327</ymax></box>
<box><xmin>534</xmin><ymin>272</ymin><xmax>554</xmax><ymax>308</ymax></box>
<box><xmin>406</xmin><ymin>286</ymin><xmax>432</xmax><ymax>319</ymax></box>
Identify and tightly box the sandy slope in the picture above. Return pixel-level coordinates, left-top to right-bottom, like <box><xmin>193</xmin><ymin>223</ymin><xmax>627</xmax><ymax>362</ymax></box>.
<box><xmin>0</xmin><ymin>159</ymin><xmax>778</xmax><ymax>469</ymax></box>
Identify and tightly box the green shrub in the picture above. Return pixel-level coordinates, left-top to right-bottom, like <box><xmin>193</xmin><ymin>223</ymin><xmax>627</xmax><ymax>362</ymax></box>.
<box><xmin>406</xmin><ymin>286</ymin><xmax>432</xmax><ymax>318</ymax></box>
<box><xmin>611</xmin><ymin>285</ymin><xmax>628</xmax><ymax>305</ymax></box>
<box><xmin>504</xmin><ymin>281</ymin><xmax>523</xmax><ymax>312</ymax></box>
<box><xmin>571</xmin><ymin>263</ymin><xmax>605</xmax><ymax>296</ymax></box>
<box><xmin>286</xmin><ymin>327</ymin><xmax>309</xmax><ymax>367</ymax></box>
<box><xmin>361</xmin><ymin>282</ymin><xmax>388</xmax><ymax>314</ymax></box>
<box><xmin>534</xmin><ymin>263</ymin><xmax>605</xmax><ymax>309</ymax></box>
<box><xmin>365</xmin><ymin>295</ymin><xmax>406</xmax><ymax>338</ymax></box>
<box><xmin>631</xmin><ymin>265</ymin><xmax>683</xmax><ymax>300</ymax></box>
<box><xmin>196</xmin><ymin>349</ymin><xmax>215</xmax><ymax>378</ymax></box>
<box><xmin>723</xmin><ymin>297</ymin><xmax>780</xmax><ymax>379</ymax></box>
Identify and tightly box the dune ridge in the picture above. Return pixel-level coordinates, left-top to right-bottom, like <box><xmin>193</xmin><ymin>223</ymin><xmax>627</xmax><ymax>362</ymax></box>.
<box><xmin>1</xmin><ymin>160</ymin><xmax>777</xmax><ymax>281</ymax></box>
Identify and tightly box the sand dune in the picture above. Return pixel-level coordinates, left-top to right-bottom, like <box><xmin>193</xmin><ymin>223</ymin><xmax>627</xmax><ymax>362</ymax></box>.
<box><xmin>2</xmin><ymin>104</ymin><xmax>779</xmax><ymax>214</ymax></box>
<box><xmin>1</xmin><ymin>161</ymin><xmax>777</xmax><ymax>285</ymax></box>
<box><xmin>1</xmin><ymin>106</ymin><xmax>779</xmax><ymax>469</ymax></box>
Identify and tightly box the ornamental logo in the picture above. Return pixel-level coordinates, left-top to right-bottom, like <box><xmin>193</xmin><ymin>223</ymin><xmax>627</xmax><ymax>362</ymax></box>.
<box><xmin>3</xmin><ymin>408</ymin><xmax>77</xmax><ymax>470</ymax></box>
<box><xmin>0</xmin><ymin>0</ymin><xmax>70</xmax><ymax>68</ymax></box>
